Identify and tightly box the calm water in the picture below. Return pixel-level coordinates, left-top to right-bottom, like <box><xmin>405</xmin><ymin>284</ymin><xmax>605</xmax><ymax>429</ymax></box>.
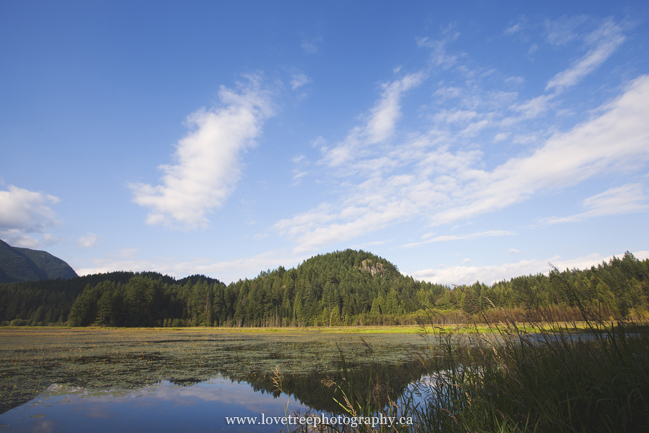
<box><xmin>0</xmin><ymin>328</ymin><xmax>447</xmax><ymax>432</ymax></box>
<box><xmin>1</xmin><ymin>378</ymin><xmax>311</xmax><ymax>433</ymax></box>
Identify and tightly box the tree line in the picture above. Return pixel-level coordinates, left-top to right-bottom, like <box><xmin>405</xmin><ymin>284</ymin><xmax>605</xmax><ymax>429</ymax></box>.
<box><xmin>1</xmin><ymin>249</ymin><xmax>647</xmax><ymax>327</ymax></box>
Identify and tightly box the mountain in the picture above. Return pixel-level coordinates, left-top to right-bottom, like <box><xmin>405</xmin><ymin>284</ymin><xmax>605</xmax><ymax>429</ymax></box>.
<box><xmin>0</xmin><ymin>239</ymin><xmax>78</xmax><ymax>283</ymax></box>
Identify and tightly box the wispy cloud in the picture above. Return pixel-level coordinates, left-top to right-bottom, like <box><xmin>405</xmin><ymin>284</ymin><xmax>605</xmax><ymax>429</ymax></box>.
<box><xmin>434</xmin><ymin>109</ymin><xmax>478</xmax><ymax>124</ymax></box>
<box><xmin>320</xmin><ymin>72</ymin><xmax>425</xmax><ymax>168</ymax></box>
<box><xmin>504</xmin><ymin>15</ymin><xmax>526</xmax><ymax>36</ymax></box>
<box><xmin>542</xmin><ymin>183</ymin><xmax>648</xmax><ymax>224</ymax></box>
<box><xmin>544</xmin><ymin>16</ymin><xmax>589</xmax><ymax>46</ymax></box>
<box><xmin>546</xmin><ymin>19</ymin><xmax>625</xmax><ymax>92</ymax></box>
<box><xmin>402</xmin><ymin>230</ymin><xmax>514</xmax><ymax>248</ymax></box>
<box><xmin>509</xmin><ymin>94</ymin><xmax>555</xmax><ymax>119</ymax></box>
<box><xmin>78</xmin><ymin>233</ymin><xmax>98</xmax><ymax>248</ymax></box>
<box><xmin>504</xmin><ymin>23</ymin><xmax>523</xmax><ymax>36</ymax></box>
<box><xmin>503</xmin><ymin>18</ymin><xmax>627</xmax><ymax>125</ymax></box>
<box><xmin>301</xmin><ymin>36</ymin><xmax>322</xmax><ymax>54</ymax></box>
<box><xmin>130</xmin><ymin>75</ymin><xmax>274</xmax><ymax>228</ymax></box>
<box><xmin>275</xmin><ymin>197</ymin><xmax>419</xmax><ymax>254</ymax></box>
<box><xmin>275</xmin><ymin>74</ymin><xmax>649</xmax><ymax>254</ymax></box>
<box><xmin>366</xmin><ymin>73</ymin><xmax>425</xmax><ymax>143</ymax></box>
<box><xmin>430</xmin><ymin>75</ymin><xmax>649</xmax><ymax>225</ymax></box>
<box><xmin>290</xmin><ymin>73</ymin><xmax>312</xmax><ymax>90</ymax></box>
<box><xmin>417</xmin><ymin>37</ymin><xmax>459</xmax><ymax>68</ymax></box>
<box><xmin>292</xmin><ymin>171</ymin><xmax>307</xmax><ymax>181</ymax></box>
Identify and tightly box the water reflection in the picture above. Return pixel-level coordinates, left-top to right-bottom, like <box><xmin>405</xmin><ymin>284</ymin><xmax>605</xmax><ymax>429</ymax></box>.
<box><xmin>0</xmin><ymin>329</ymin><xmax>442</xmax><ymax>415</ymax></box>
<box><xmin>0</xmin><ymin>378</ymin><xmax>309</xmax><ymax>433</ymax></box>
<box><xmin>0</xmin><ymin>360</ymin><xmax>430</xmax><ymax>433</ymax></box>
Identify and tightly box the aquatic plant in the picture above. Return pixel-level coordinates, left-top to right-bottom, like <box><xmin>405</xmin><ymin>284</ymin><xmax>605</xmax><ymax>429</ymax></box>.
<box><xmin>309</xmin><ymin>275</ymin><xmax>649</xmax><ymax>432</ymax></box>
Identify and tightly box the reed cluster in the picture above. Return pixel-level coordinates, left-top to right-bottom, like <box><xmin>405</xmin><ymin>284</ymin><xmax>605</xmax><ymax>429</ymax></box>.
<box><xmin>303</xmin><ymin>277</ymin><xmax>649</xmax><ymax>433</ymax></box>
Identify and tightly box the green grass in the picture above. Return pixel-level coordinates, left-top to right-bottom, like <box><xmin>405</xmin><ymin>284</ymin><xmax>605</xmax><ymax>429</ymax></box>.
<box><xmin>303</xmin><ymin>322</ymin><xmax>649</xmax><ymax>432</ymax></box>
<box><xmin>302</xmin><ymin>293</ymin><xmax>649</xmax><ymax>432</ymax></box>
<box><xmin>0</xmin><ymin>322</ymin><xmax>597</xmax><ymax>336</ymax></box>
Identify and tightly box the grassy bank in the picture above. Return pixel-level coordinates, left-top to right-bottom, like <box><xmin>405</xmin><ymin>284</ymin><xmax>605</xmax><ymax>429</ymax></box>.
<box><xmin>409</xmin><ymin>321</ymin><xmax>649</xmax><ymax>432</ymax></box>
<box><xmin>302</xmin><ymin>291</ymin><xmax>649</xmax><ymax>432</ymax></box>
<box><xmin>0</xmin><ymin>321</ymin><xmax>598</xmax><ymax>334</ymax></box>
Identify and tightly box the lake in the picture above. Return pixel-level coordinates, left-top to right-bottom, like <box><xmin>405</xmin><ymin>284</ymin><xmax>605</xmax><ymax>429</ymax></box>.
<box><xmin>0</xmin><ymin>328</ymin><xmax>447</xmax><ymax>432</ymax></box>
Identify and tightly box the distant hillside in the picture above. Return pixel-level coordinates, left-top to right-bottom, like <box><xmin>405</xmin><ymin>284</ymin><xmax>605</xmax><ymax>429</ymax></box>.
<box><xmin>0</xmin><ymin>239</ymin><xmax>78</xmax><ymax>283</ymax></box>
<box><xmin>1</xmin><ymin>248</ymin><xmax>647</xmax><ymax>328</ymax></box>
<box><xmin>0</xmin><ymin>269</ymin><xmax>226</xmax><ymax>326</ymax></box>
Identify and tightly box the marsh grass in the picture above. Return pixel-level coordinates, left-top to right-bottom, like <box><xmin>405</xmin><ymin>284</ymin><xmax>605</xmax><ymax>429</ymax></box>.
<box><xmin>413</xmin><ymin>316</ymin><xmax>649</xmax><ymax>432</ymax></box>
<box><xmin>311</xmin><ymin>281</ymin><xmax>649</xmax><ymax>432</ymax></box>
<box><xmin>291</xmin><ymin>339</ymin><xmax>421</xmax><ymax>433</ymax></box>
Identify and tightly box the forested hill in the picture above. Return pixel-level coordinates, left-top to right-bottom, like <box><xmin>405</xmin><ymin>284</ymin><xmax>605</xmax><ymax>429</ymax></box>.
<box><xmin>0</xmin><ymin>271</ymin><xmax>224</xmax><ymax>326</ymax></box>
<box><xmin>1</xmin><ymin>249</ymin><xmax>648</xmax><ymax>327</ymax></box>
<box><xmin>0</xmin><ymin>239</ymin><xmax>77</xmax><ymax>283</ymax></box>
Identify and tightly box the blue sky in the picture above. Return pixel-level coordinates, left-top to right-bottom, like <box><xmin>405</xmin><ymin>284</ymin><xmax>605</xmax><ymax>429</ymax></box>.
<box><xmin>1</xmin><ymin>1</ymin><xmax>649</xmax><ymax>285</ymax></box>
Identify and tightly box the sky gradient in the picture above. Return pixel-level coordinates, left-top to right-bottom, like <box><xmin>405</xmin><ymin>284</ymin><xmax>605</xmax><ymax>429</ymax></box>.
<box><xmin>1</xmin><ymin>1</ymin><xmax>648</xmax><ymax>285</ymax></box>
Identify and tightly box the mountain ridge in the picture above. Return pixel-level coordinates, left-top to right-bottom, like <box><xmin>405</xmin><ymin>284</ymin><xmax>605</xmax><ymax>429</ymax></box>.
<box><xmin>0</xmin><ymin>239</ymin><xmax>78</xmax><ymax>283</ymax></box>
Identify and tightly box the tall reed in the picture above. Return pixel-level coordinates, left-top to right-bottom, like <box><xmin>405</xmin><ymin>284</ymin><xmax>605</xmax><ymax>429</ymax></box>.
<box><xmin>308</xmin><ymin>276</ymin><xmax>649</xmax><ymax>432</ymax></box>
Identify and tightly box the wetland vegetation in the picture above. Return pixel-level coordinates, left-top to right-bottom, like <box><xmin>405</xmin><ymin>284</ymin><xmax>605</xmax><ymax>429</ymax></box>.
<box><xmin>1</xmin><ymin>249</ymin><xmax>649</xmax><ymax>431</ymax></box>
<box><xmin>0</xmin><ymin>328</ymin><xmax>436</xmax><ymax>415</ymax></box>
<box><xmin>2</xmin><ymin>309</ymin><xmax>648</xmax><ymax>432</ymax></box>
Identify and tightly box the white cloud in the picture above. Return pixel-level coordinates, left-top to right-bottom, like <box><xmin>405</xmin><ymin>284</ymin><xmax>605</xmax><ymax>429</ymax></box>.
<box><xmin>366</xmin><ymin>72</ymin><xmax>426</xmax><ymax>144</ymax></box>
<box><xmin>0</xmin><ymin>185</ymin><xmax>60</xmax><ymax>246</ymax></box>
<box><xmin>411</xmin><ymin>250</ymin><xmax>649</xmax><ymax>285</ymax></box>
<box><xmin>320</xmin><ymin>72</ymin><xmax>425</xmax><ymax>168</ymax></box>
<box><xmin>503</xmin><ymin>18</ymin><xmax>626</xmax><ymax>126</ymax></box>
<box><xmin>507</xmin><ymin>248</ymin><xmax>520</xmax><ymax>254</ymax></box>
<box><xmin>430</xmin><ymin>75</ymin><xmax>649</xmax><ymax>226</ymax></box>
<box><xmin>402</xmin><ymin>230</ymin><xmax>515</xmax><ymax>248</ymax></box>
<box><xmin>78</xmin><ymin>233</ymin><xmax>98</xmax><ymax>248</ymax></box>
<box><xmin>546</xmin><ymin>19</ymin><xmax>625</xmax><ymax>92</ymax></box>
<box><xmin>504</xmin><ymin>16</ymin><xmax>526</xmax><ymax>36</ymax></box>
<box><xmin>509</xmin><ymin>94</ymin><xmax>555</xmax><ymax>119</ymax></box>
<box><xmin>505</xmin><ymin>76</ymin><xmax>525</xmax><ymax>85</ymax></box>
<box><xmin>417</xmin><ymin>37</ymin><xmax>459</xmax><ymax>68</ymax></box>
<box><xmin>3</xmin><ymin>233</ymin><xmax>42</xmax><ymax>248</ymax></box>
<box><xmin>433</xmin><ymin>109</ymin><xmax>478</xmax><ymax>124</ymax></box>
<box><xmin>542</xmin><ymin>183</ymin><xmax>648</xmax><ymax>224</ymax></box>
<box><xmin>292</xmin><ymin>171</ymin><xmax>307</xmax><ymax>181</ymax></box>
<box><xmin>290</xmin><ymin>73</ymin><xmax>312</xmax><ymax>90</ymax></box>
<box><xmin>130</xmin><ymin>75</ymin><xmax>274</xmax><ymax>228</ymax></box>
<box><xmin>504</xmin><ymin>23</ymin><xmax>522</xmax><ymax>35</ymax></box>
<box><xmin>275</xmin><ymin>74</ymin><xmax>649</xmax><ymax>254</ymax></box>
<box><xmin>460</xmin><ymin>119</ymin><xmax>489</xmax><ymax>137</ymax></box>
<box><xmin>0</xmin><ymin>185</ymin><xmax>60</xmax><ymax>232</ymax></box>
<box><xmin>301</xmin><ymin>36</ymin><xmax>322</xmax><ymax>54</ymax></box>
